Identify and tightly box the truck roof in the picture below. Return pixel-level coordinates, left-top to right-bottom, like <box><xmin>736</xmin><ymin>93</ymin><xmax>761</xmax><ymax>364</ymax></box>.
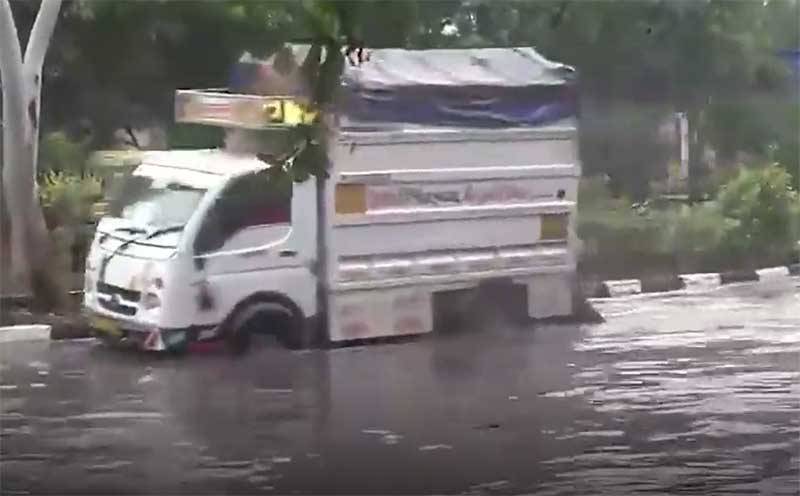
<box><xmin>141</xmin><ymin>149</ymin><xmax>269</xmax><ymax>176</ymax></box>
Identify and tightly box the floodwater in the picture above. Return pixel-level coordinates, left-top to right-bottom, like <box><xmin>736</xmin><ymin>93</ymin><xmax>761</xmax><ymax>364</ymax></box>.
<box><xmin>1</xmin><ymin>278</ymin><xmax>798</xmax><ymax>494</ymax></box>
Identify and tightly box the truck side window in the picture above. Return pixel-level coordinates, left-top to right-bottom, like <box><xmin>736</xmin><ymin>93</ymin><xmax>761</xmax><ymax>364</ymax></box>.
<box><xmin>194</xmin><ymin>170</ymin><xmax>291</xmax><ymax>256</ymax></box>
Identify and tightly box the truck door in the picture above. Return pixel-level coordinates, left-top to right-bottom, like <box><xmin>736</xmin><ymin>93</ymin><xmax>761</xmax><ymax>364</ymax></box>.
<box><xmin>191</xmin><ymin>170</ymin><xmax>317</xmax><ymax>323</ymax></box>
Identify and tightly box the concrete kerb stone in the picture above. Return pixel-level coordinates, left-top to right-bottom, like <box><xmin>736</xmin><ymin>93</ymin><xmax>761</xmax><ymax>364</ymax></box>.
<box><xmin>680</xmin><ymin>272</ymin><xmax>722</xmax><ymax>291</ymax></box>
<box><xmin>598</xmin><ymin>279</ymin><xmax>642</xmax><ymax>298</ymax></box>
<box><xmin>0</xmin><ymin>325</ymin><xmax>52</xmax><ymax>343</ymax></box>
<box><xmin>756</xmin><ymin>266</ymin><xmax>791</xmax><ymax>281</ymax></box>
<box><xmin>591</xmin><ymin>265</ymin><xmax>796</xmax><ymax>299</ymax></box>
<box><xmin>2</xmin><ymin>309</ymin><xmax>91</xmax><ymax>341</ymax></box>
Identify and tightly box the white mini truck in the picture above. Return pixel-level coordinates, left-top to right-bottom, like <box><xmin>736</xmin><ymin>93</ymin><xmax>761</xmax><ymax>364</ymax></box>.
<box><xmin>83</xmin><ymin>47</ymin><xmax>581</xmax><ymax>351</ymax></box>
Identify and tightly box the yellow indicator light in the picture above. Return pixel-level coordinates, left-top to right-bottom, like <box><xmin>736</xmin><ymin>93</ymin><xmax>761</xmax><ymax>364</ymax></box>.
<box><xmin>282</xmin><ymin>100</ymin><xmax>318</xmax><ymax>125</ymax></box>
<box><xmin>263</xmin><ymin>101</ymin><xmax>284</xmax><ymax>122</ymax></box>
<box><xmin>335</xmin><ymin>184</ymin><xmax>367</xmax><ymax>214</ymax></box>
<box><xmin>540</xmin><ymin>214</ymin><xmax>568</xmax><ymax>241</ymax></box>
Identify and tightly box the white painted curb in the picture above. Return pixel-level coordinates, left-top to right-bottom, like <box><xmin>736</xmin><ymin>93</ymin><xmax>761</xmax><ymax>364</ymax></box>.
<box><xmin>680</xmin><ymin>272</ymin><xmax>722</xmax><ymax>291</ymax></box>
<box><xmin>602</xmin><ymin>279</ymin><xmax>642</xmax><ymax>297</ymax></box>
<box><xmin>0</xmin><ymin>325</ymin><xmax>52</xmax><ymax>344</ymax></box>
<box><xmin>595</xmin><ymin>265</ymin><xmax>796</xmax><ymax>299</ymax></box>
<box><xmin>756</xmin><ymin>266</ymin><xmax>791</xmax><ymax>281</ymax></box>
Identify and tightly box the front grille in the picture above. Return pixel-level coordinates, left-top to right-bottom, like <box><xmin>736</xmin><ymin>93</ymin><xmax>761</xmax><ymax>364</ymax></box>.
<box><xmin>98</xmin><ymin>298</ymin><xmax>137</xmax><ymax>316</ymax></box>
<box><xmin>96</xmin><ymin>281</ymin><xmax>140</xmax><ymax>316</ymax></box>
<box><xmin>97</xmin><ymin>282</ymin><xmax>140</xmax><ymax>302</ymax></box>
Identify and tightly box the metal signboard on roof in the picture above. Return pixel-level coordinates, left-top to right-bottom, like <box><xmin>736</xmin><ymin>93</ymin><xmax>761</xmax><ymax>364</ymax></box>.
<box><xmin>175</xmin><ymin>89</ymin><xmax>318</xmax><ymax>129</ymax></box>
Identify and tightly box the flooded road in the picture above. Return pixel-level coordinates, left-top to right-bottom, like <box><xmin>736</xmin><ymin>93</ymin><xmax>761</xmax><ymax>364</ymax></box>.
<box><xmin>1</xmin><ymin>278</ymin><xmax>798</xmax><ymax>495</ymax></box>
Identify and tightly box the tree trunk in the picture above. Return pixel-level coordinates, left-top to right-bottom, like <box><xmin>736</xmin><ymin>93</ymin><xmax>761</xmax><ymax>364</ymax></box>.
<box><xmin>0</xmin><ymin>0</ymin><xmax>65</xmax><ymax>309</ymax></box>
<box><xmin>687</xmin><ymin>105</ymin><xmax>707</xmax><ymax>203</ymax></box>
<box><xmin>0</xmin><ymin>186</ymin><xmax>11</xmax><ymax>298</ymax></box>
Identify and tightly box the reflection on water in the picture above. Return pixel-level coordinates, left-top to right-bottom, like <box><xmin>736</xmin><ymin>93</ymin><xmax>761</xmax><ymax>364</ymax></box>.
<box><xmin>0</xmin><ymin>279</ymin><xmax>798</xmax><ymax>494</ymax></box>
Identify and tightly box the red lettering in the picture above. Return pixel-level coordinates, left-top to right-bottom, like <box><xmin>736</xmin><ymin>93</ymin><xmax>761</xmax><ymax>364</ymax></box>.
<box><xmin>342</xmin><ymin>321</ymin><xmax>369</xmax><ymax>337</ymax></box>
<box><xmin>394</xmin><ymin>316</ymin><xmax>423</xmax><ymax>334</ymax></box>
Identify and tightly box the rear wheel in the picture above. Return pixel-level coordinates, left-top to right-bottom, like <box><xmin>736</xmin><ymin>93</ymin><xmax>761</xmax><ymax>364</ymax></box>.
<box><xmin>433</xmin><ymin>288</ymin><xmax>479</xmax><ymax>334</ymax></box>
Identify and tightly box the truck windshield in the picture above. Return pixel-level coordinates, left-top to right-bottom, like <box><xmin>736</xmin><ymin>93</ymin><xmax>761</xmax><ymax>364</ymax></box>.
<box><xmin>108</xmin><ymin>173</ymin><xmax>208</xmax><ymax>229</ymax></box>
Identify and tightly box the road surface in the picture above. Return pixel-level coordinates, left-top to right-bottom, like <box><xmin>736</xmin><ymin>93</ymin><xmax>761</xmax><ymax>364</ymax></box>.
<box><xmin>1</xmin><ymin>278</ymin><xmax>798</xmax><ymax>494</ymax></box>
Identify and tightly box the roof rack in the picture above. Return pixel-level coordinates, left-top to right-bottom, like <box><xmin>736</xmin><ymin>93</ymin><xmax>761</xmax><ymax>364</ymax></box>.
<box><xmin>175</xmin><ymin>89</ymin><xmax>318</xmax><ymax>130</ymax></box>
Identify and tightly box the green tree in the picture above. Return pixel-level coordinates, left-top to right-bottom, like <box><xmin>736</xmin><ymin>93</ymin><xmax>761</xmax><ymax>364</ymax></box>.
<box><xmin>424</xmin><ymin>1</ymin><xmax>798</xmax><ymax>199</ymax></box>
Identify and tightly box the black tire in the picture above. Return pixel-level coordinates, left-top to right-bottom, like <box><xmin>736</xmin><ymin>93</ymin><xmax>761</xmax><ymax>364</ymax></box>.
<box><xmin>225</xmin><ymin>316</ymin><xmax>253</xmax><ymax>355</ymax></box>
<box><xmin>433</xmin><ymin>289</ymin><xmax>479</xmax><ymax>334</ymax></box>
<box><xmin>278</xmin><ymin>312</ymin><xmax>314</xmax><ymax>350</ymax></box>
<box><xmin>167</xmin><ymin>340</ymin><xmax>190</xmax><ymax>357</ymax></box>
<box><xmin>224</xmin><ymin>300</ymin><xmax>309</xmax><ymax>353</ymax></box>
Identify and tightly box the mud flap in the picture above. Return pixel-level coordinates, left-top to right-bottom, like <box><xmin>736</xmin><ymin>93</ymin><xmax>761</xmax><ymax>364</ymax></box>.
<box><xmin>525</xmin><ymin>274</ymin><xmax>573</xmax><ymax>319</ymax></box>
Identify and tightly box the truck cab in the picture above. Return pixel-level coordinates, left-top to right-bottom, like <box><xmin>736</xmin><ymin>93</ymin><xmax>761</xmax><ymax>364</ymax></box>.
<box><xmin>84</xmin><ymin>150</ymin><xmax>317</xmax><ymax>351</ymax></box>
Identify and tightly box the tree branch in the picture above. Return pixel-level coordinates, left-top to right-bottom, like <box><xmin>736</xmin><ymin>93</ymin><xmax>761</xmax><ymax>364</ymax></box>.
<box><xmin>23</xmin><ymin>0</ymin><xmax>63</xmax><ymax>69</ymax></box>
<box><xmin>0</xmin><ymin>0</ymin><xmax>25</xmax><ymax>154</ymax></box>
<box><xmin>0</xmin><ymin>0</ymin><xmax>23</xmax><ymax>75</ymax></box>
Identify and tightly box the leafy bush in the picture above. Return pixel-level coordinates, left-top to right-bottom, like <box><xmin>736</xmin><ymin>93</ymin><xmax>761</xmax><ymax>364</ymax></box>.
<box><xmin>39</xmin><ymin>132</ymin><xmax>90</xmax><ymax>175</ymax></box>
<box><xmin>658</xmin><ymin>203</ymin><xmax>730</xmax><ymax>257</ymax></box>
<box><xmin>39</xmin><ymin>172</ymin><xmax>103</xmax><ymax>229</ymax></box>
<box><xmin>716</xmin><ymin>165</ymin><xmax>800</xmax><ymax>263</ymax></box>
<box><xmin>577</xmin><ymin>166</ymin><xmax>800</xmax><ymax>275</ymax></box>
<box><xmin>578</xmin><ymin>177</ymin><xmax>665</xmax><ymax>261</ymax></box>
<box><xmin>38</xmin><ymin>172</ymin><xmax>103</xmax><ymax>275</ymax></box>
<box><xmin>578</xmin><ymin>176</ymin><xmax>623</xmax><ymax>213</ymax></box>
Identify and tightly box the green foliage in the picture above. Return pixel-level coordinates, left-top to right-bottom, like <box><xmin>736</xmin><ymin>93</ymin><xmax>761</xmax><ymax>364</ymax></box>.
<box><xmin>253</xmin><ymin>1</ymin><xmax>358</xmax><ymax>183</ymax></box>
<box><xmin>578</xmin><ymin>176</ymin><xmax>622</xmax><ymax>213</ymax></box>
<box><xmin>578</xmin><ymin>166</ymin><xmax>800</xmax><ymax>274</ymax></box>
<box><xmin>39</xmin><ymin>132</ymin><xmax>90</xmax><ymax>175</ymax></box>
<box><xmin>407</xmin><ymin>0</ymin><xmax>798</xmax><ymax>200</ymax></box>
<box><xmin>14</xmin><ymin>0</ymin><xmax>798</xmax><ymax>198</ymax></box>
<box><xmin>37</xmin><ymin>169</ymin><xmax>103</xmax><ymax>275</ymax></box>
<box><xmin>577</xmin><ymin>177</ymin><xmax>665</xmax><ymax>259</ymax></box>
<box><xmin>38</xmin><ymin>171</ymin><xmax>103</xmax><ymax>229</ymax></box>
<box><xmin>579</xmin><ymin>102</ymin><xmax>672</xmax><ymax>200</ymax></box>
<box><xmin>716</xmin><ymin>165</ymin><xmax>800</xmax><ymax>260</ymax></box>
<box><xmin>657</xmin><ymin>203</ymin><xmax>731</xmax><ymax>258</ymax></box>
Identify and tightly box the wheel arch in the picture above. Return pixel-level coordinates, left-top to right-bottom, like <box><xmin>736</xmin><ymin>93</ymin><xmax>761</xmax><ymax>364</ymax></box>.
<box><xmin>222</xmin><ymin>290</ymin><xmax>306</xmax><ymax>335</ymax></box>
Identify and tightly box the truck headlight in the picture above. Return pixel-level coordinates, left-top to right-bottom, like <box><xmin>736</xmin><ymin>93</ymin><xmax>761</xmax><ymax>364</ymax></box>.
<box><xmin>141</xmin><ymin>292</ymin><xmax>161</xmax><ymax>310</ymax></box>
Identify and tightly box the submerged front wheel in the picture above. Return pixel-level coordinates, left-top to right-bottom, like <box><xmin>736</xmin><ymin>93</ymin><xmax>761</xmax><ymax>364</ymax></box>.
<box><xmin>224</xmin><ymin>299</ymin><xmax>311</xmax><ymax>354</ymax></box>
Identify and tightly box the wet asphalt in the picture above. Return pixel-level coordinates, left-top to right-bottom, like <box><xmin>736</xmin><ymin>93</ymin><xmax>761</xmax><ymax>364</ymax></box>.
<box><xmin>1</xmin><ymin>278</ymin><xmax>798</xmax><ymax>495</ymax></box>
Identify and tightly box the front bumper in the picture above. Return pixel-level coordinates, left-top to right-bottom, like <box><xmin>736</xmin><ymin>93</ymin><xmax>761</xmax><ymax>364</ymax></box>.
<box><xmin>85</xmin><ymin>311</ymin><xmax>192</xmax><ymax>352</ymax></box>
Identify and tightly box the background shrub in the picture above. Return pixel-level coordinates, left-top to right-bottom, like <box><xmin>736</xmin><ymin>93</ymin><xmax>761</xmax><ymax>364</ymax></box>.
<box><xmin>39</xmin><ymin>171</ymin><xmax>103</xmax><ymax>229</ymax></box>
<box><xmin>716</xmin><ymin>165</ymin><xmax>800</xmax><ymax>264</ymax></box>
